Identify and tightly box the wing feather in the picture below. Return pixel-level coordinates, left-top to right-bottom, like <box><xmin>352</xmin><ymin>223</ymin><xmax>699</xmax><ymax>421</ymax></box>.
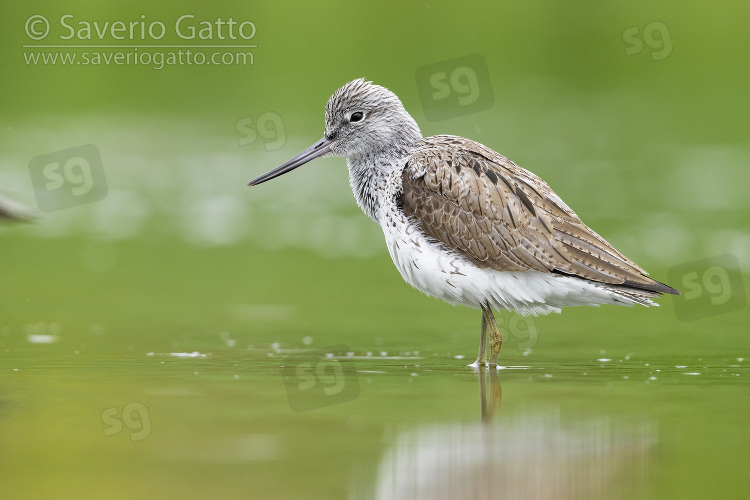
<box><xmin>400</xmin><ymin>135</ymin><xmax>679</xmax><ymax>295</ymax></box>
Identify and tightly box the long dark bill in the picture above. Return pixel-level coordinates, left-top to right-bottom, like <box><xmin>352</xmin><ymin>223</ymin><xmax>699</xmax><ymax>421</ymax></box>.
<box><xmin>248</xmin><ymin>137</ymin><xmax>333</xmax><ymax>186</ymax></box>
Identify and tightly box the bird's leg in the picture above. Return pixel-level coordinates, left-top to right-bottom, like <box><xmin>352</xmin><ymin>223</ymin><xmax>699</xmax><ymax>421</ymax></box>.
<box><xmin>475</xmin><ymin>311</ymin><xmax>489</xmax><ymax>366</ymax></box>
<box><xmin>481</xmin><ymin>302</ymin><xmax>503</xmax><ymax>367</ymax></box>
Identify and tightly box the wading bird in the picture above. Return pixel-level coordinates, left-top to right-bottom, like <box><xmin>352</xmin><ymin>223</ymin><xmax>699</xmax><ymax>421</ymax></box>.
<box><xmin>249</xmin><ymin>79</ymin><xmax>679</xmax><ymax>367</ymax></box>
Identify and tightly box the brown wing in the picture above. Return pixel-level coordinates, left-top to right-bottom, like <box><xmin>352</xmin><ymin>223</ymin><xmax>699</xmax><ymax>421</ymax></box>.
<box><xmin>400</xmin><ymin>135</ymin><xmax>678</xmax><ymax>295</ymax></box>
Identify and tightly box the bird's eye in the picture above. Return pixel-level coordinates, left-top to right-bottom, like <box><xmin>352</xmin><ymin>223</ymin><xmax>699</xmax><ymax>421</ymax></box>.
<box><xmin>349</xmin><ymin>111</ymin><xmax>364</xmax><ymax>123</ymax></box>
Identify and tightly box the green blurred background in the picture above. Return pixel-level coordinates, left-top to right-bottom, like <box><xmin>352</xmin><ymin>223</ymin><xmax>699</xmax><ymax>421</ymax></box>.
<box><xmin>1</xmin><ymin>1</ymin><xmax>749</xmax><ymax>499</ymax></box>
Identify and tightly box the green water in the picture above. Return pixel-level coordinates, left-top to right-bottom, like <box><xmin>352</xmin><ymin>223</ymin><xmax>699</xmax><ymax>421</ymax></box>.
<box><xmin>2</xmin><ymin>0</ymin><xmax>750</xmax><ymax>498</ymax></box>
<box><xmin>1</xmin><ymin>239</ymin><xmax>748</xmax><ymax>499</ymax></box>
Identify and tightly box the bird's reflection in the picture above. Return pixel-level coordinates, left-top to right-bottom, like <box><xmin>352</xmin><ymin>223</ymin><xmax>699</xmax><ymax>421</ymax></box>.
<box><xmin>352</xmin><ymin>370</ymin><xmax>656</xmax><ymax>500</ymax></box>
<box><xmin>478</xmin><ymin>366</ymin><xmax>502</xmax><ymax>423</ymax></box>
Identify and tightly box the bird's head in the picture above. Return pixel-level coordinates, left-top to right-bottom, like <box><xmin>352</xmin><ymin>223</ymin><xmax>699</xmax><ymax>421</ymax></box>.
<box><xmin>248</xmin><ymin>78</ymin><xmax>421</xmax><ymax>186</ymax></box>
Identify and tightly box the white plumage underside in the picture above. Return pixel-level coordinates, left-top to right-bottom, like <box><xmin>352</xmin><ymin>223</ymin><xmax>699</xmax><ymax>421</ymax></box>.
<box><xmin>379</xmin><ymin>205</ymin><xmax>657</xmax><ymax>317</ymax></box>
<box><xmin>349</xmin><ymin>155</ymin><xmax>657</xmax><ymax>317</ymax></box>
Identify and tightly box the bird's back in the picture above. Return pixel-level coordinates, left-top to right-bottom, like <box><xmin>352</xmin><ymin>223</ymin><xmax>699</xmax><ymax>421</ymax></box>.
<box><xmin>400</xmin><ymin>135</ymin><xmax>678</xmax><ymax>297</ymax></box>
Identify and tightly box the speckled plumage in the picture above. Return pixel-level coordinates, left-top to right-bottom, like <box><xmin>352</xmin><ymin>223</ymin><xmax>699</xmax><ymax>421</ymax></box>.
<box><xmin>249</xmin><ymin>78</ymin><xmax>679</xmax><ymax>366</ymax></box>
<box><xmin>401</xmin><ymin>135</ymin><xmax>674</xmax><ymax>296</ymax></box>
